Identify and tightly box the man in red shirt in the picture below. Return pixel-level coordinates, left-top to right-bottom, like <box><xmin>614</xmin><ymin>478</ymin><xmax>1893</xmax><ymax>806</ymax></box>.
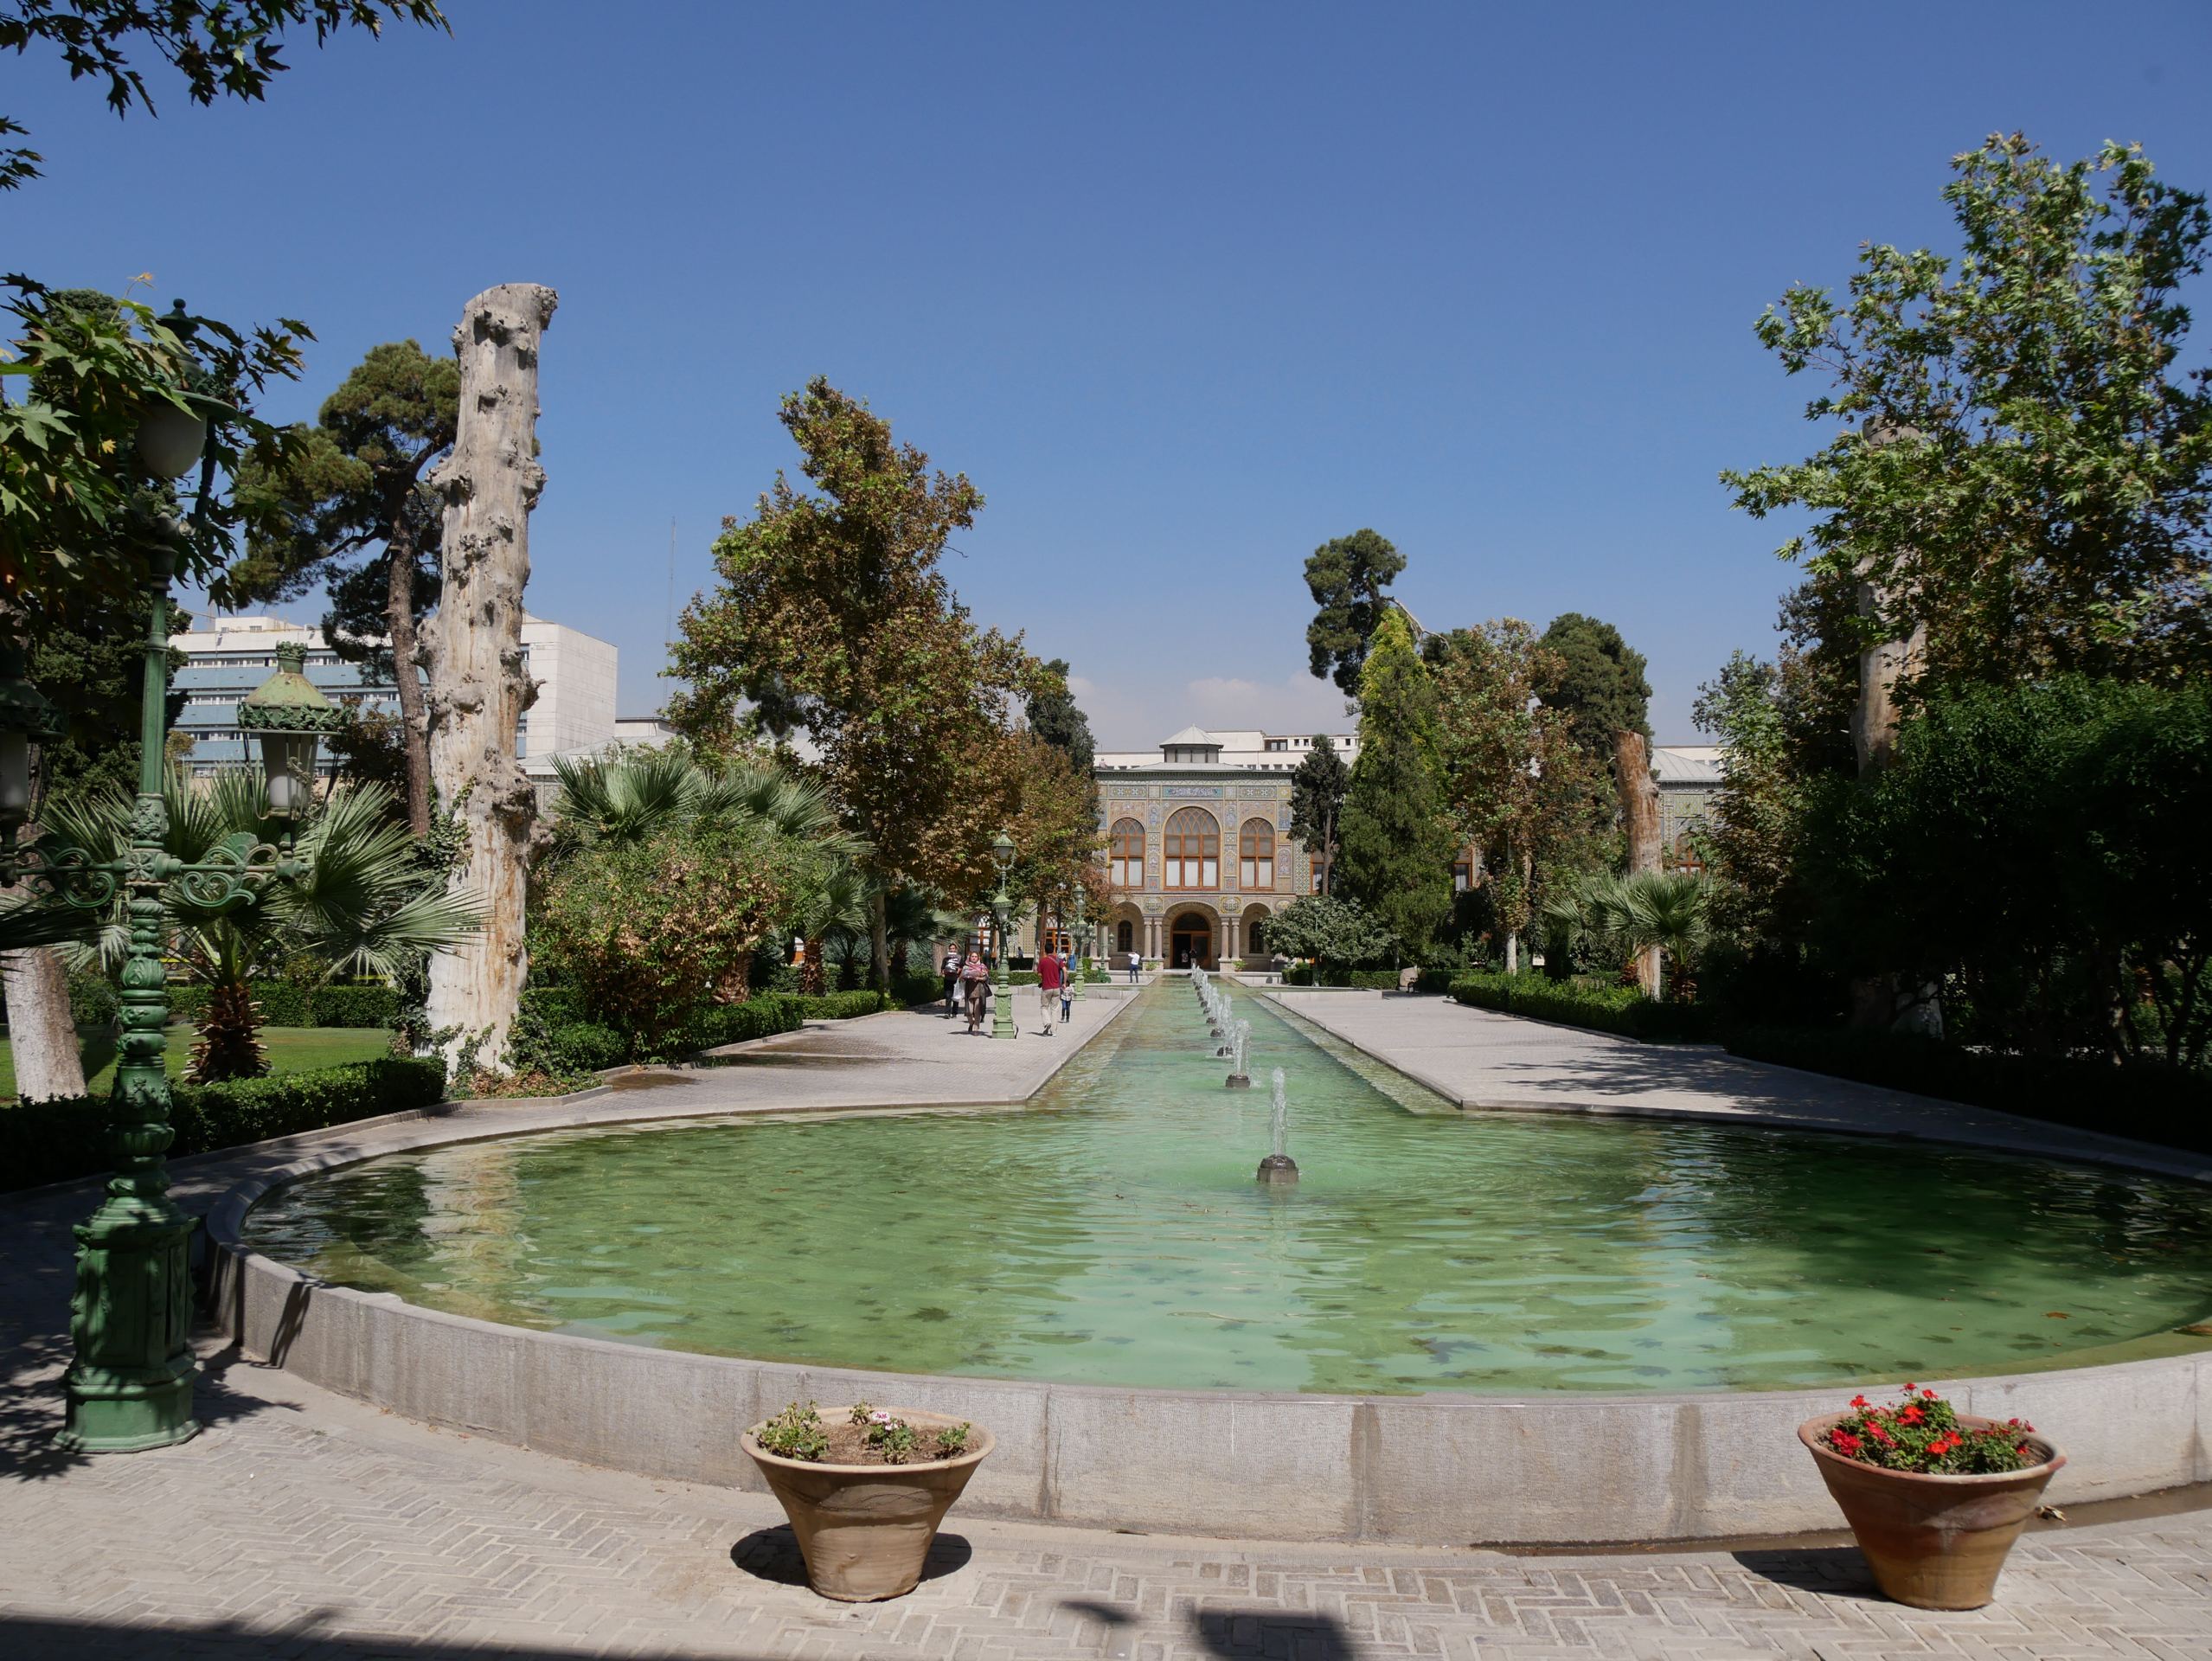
<box><xmin>1036</xmin><ymin>948</ymin><xmax>1064</xmax><ymax>1035</ymax></box>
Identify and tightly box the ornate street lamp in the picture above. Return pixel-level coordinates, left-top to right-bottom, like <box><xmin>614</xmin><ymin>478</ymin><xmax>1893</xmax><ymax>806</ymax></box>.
<box><xmin>1069</xmin><ymin>886</ymin><xmax>1087</xmax><ymax>1006</ymax></box>
<box><xmin>0</xmin><ymin>378</ymin><xmax>304</xmax><ymax>1453</ymax></box>
<box><xmin>990</xmin><ymin>829</ymin><xmax>1016</xmax><ymax>1041</ymax></box>
<box><xmin>238</xmin><ymin>641</ymin><xmax>344</xmax><ymax>819</ymax></box>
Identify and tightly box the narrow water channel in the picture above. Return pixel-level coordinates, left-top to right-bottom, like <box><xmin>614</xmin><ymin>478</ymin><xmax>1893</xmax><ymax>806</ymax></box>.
<box><xmin>242</xmin><ymin>981</ymin><xmax>2212</xmax><ymax>1394</ymax></box>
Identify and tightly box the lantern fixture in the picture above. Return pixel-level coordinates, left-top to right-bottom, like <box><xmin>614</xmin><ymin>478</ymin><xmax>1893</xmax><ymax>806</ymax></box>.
<box><xmin>135</xmin><ymin>399</ymin><xmax>208</xmax><ymax>482</ymax></box>
<box><xmin>237</xmin><ymin>642</ymin><xmax>343</xmax><ymax>823</ymax></box>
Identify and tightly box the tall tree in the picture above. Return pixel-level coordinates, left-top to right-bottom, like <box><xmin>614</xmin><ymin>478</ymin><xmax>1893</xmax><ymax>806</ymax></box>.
<box><xmin>1722</xmin><ymin>134</ymin><xmax>2212</xmax><ymax>694</ymax></box>
<box><xmin>1537</xmin><ymin>612</ymin><xmax>1652</xmax><ymax>759</ymax></box>
<box><xmin>1287</xmin><ymin>738</ymin><xmax>1348</xmax><ymax>896</ymax></box>
<box><xmin>667</xmin><ymin>379</ymin><xmax>1050</xmax><ymax>990</ymax></box>
<box><xmin>1024</xmin><ymin>657</ymin><xmax>1094</xmax><ymax>773</ymax></box>
<box><xmin>226</xmin><ymin>339</ymin><xmax>458</xmax><ymax>833</ymax></box>
<box><xmin>1303</xmin><ymin>528</ymin><xmax>1406</xmax><ymax>698</ymax></box>
<box><xmin>1432</xmin><ymin>620</ymin><xmax>1613</xmax><ymax>972</ymax></box>
<box><xmin>421</xmin><ymin>284</ymin><xmax>557</xmax><ymax>1075</ymax></box>
<box><xmin>1337</xmin><ymin>608</ymin><xmax>1453</xmax><ymax>953</ymax></box>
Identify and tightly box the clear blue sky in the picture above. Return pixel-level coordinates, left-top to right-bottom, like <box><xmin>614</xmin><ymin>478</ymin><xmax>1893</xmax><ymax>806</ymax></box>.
<box><xmin>8</xmin><ymin>1</ymin><xmax>2208</xmax><ymax>746</ymax></box>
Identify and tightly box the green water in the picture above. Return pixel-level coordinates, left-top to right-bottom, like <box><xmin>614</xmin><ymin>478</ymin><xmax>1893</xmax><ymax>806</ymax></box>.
<box><xmin>242</xmin><ymin>982</ymin><xmax>2212</xmax><ymax>1395</ymax></box>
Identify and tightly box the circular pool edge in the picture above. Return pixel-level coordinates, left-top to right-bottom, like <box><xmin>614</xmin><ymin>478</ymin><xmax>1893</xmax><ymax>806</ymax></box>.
<box><xmin>202</xmin><ymin>1087</ymin><xmax>2212</xmax><ymax>1548</ymax></box>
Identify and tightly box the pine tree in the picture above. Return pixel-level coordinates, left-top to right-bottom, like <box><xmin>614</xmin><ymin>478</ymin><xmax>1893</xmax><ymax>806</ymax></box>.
<box><xmin>1337</xmin><ymin>608</ymin><xmax>1453</xmax><ymax>952</ymax></box>
<box><xmin>1287</xmin><ymin>739</ymin><xmax>1349</xmax><ymax>895</ymax></box>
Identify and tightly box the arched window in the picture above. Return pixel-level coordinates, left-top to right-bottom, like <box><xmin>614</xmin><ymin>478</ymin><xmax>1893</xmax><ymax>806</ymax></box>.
<box><xmin>1116</xmin><ymin>920</ymin><xmax>1133</xmax><ymax>953</ymax></box>
<box><xmin>1109</xmin><ymin>818</ymin><xmax>1145</xmax><ymax>888</ymax></box>
<box><xmin>1164</xmin><ymin>806</ymin><xmax>1219</xmax><ymax>889</ymax></box>
<box><xmin>1239</xmin><ymin>818</ymin><xmax>1274</xmax><ymax>888</ymax></box>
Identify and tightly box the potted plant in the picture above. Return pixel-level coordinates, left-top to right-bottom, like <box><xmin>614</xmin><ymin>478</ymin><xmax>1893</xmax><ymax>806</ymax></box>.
<box><xmin>1798</xmin><ymin>1383</ymin><xmax>2066</xmax><ymax>1610</ymax></box>
<box><xmin>741</xmin><ymin>1401</ymin><xmax>995</xmax><ymax>1602</ymax></box>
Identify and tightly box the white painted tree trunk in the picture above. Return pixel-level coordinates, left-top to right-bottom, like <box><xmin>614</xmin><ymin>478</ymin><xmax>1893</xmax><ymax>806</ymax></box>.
<box><xmin>421</xmin><ymin>284</ymin><xmax>558</xmax><ymax>1077</ymax></box>
<box><xmin>3</xmin><ymin>944</ymin><xmax>86</xmax><ymax>1100</ymax></box>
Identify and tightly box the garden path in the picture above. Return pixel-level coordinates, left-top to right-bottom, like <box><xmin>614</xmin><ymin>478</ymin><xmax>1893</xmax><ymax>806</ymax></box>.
<box><xmin>1261</xmin><ymin>988</ymin><xmax>2212</xmax><ymax>1185</ymax></box>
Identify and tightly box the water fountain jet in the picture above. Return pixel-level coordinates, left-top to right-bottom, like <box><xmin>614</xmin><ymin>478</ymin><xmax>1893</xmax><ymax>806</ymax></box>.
<box><xmin>1256</xmin><ymin>1067</ymin><xmax>1297</xmax><ymax>1183</ymax></box>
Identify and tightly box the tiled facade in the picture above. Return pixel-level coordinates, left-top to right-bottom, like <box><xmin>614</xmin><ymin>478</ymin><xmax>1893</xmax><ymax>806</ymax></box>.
<box><xmin>1089</xmin><ymin>726</ymin><xmax>1356</xmax><ymax>969</ymax></box>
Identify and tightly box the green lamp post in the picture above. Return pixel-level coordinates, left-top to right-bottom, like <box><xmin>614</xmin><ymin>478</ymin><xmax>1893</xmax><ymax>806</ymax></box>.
<box><xmin>990</xmin><ymin>829</ymin><xmax>1017</xmax><ymax>1041</ymax></box>
<box><xmin>1069</xmin><ymin>887</ymin><xmax>1087</xmax><ymax>1005</ymax></box>
<box><xmin>0</xmin><ymin>382</ymin><xmax>318</xmax><ymax>1453</ymax></box>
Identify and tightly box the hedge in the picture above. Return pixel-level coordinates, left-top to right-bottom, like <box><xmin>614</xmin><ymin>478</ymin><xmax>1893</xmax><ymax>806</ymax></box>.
<box><xmin>1724</xmin><ymin>1026</ymin><xmax>2212</xmax><ymax>1157</ymax></box>
<box><xmin>308</xmin><ymin>984</ymin><xmax>401</xmax><ymax>1028</ymax></box>
<box><xmin>162</xmin><ymin>980</ymin><xmax>395</xmax><ymax>1030</ymax></box>
<box><xmin>1281</xmin><ymin>966</ymin><xmax>1403</xmax><ymax>989</ymax></box>
<box><xmin>0</xmin><ymin>1056</ymin><xmax>447</xmax><ymax>1193</ymax></box>
<box><xmin>1450</xmin><ymin>973</ymin><xmax>1718</xmax><ymax>1043</ymax></box>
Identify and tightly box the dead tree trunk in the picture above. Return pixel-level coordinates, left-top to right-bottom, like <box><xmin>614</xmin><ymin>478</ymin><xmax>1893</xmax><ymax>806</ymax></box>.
<box><xmin>385</xmin><ymin>518</ymin><xmax>433</xmax><ymax>837</ymax></box>
<box><xmin>421</xmin><ymin>284</ymin><xmax>558</xmax><ymax>1078</ymax></box>
<box><xmin>1613</xmin><ymin>728</ymin><xmax>1664</xmax><ymax>997</ymax></box>
<box><xmin>1848</xmin><ymin>570</ymin><xmax>1944</xmax><ymax>1035</ymax></box>
<box><xmin>3</xmin><ymin>943</ymin><xmax>85</xmax><ymax>1100</ymax></box>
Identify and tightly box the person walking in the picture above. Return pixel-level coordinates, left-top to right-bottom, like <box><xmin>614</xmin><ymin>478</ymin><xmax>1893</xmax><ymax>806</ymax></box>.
<box><xmin>1036</xmin><ymin>946</ymin><xmax>1063</xmax><ymax>1036</ymax></box>
<box><xmin>940</xmin><ymin>947</ymin><xmax>962</xmax><ymax>1018</ymax></box>
<box><xmin>960</xmin><ymin>948</ymin><xmax>991</xmax><ymax>1036</ymax></box>
<box><xmin>1058</xmin><ymin>949</ymin><xmax>1076</xmax><ymax>1027</ymax></box>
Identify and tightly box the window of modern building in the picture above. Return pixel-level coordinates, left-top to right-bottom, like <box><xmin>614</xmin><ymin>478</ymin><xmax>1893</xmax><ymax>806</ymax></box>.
<box><xmin>1265</xmin><ymin>738</ymin><xmax>1287</xmax><ymax>752</ymax></box>
<box><xmin>1164</xmin><ymin>805</ymin><xmax>1219</xmax><ymax>889</ymax></box>
<box><xmin>1109</xmin><ymin>818</ymin><xmax>1145</xmax><ymax>888</ymax></box>
<box><xmin>1239</xmin><ymin>818</ymin><xmax>1274</xmax><ymax>888</ymax></box>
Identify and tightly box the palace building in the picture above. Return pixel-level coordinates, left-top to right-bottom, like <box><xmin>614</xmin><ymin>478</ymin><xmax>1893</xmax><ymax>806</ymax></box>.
<box><xmin>1092</xmin><ymin>725</ymin><xmax>1361</xmax><ymax>970</ymax></box>
<box><xmin>1086</xmin><ymin>725</ymin><xmax>1723</xmax><ymax>969</ymax></box>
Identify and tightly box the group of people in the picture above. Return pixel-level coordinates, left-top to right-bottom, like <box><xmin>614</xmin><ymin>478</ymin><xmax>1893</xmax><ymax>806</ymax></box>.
<box><xmin>939</xmin><ymin>944</ymin><xmax>1080</xmax><ymax>1036</ymax></box>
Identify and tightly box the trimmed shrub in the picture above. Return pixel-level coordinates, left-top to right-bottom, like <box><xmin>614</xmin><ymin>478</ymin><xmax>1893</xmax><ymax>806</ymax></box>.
<box><xmin>309</xmin><ymin>984</ymin><xmax>401</xmax><ymax>1029</ymax></box>
<box><xmin>1723</xmin><ymin>1027</ymin><xmax>2212</xmax><ymax>1156</ymax></box>
<box><xmin>164</xmin><ymin>980</ymin><xmax>317</xmax><ymax>1029</ymax></box>
<box><xmin>67</xmin><ymin>969</ymin><xmax>119</xmax><ymax>1029</ymax></box>
<box><xmin>0</xmin><ymin>1057</ymin><xmax>447</xmax><ymax>1193</ymax></box>
<box><xmin>691</xmin><ymin>996</ymin><xmax>809</xmax><ymax>1050</ymax></box>
<box><xmin>1450</xmin><ymin>973</ymin><xmax>1718</xmax><ymax>1043</ymax></box>
<box><xmin>1282</xmin><ymin>966</ymin><xmax>1401</xmax><ymax>989</ymax></box>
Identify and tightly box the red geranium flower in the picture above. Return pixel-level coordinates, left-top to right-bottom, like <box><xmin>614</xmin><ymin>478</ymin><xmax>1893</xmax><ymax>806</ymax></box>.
<box><xmin>1850</xmin><ymin>1395</ymin><xmax>1870</xmax><ymax>1409</ymax></box>
<box><xmin>1898</xmin><ymin>1404</ymin><xmax>1926</xmax><ymax>1425</ymax></box>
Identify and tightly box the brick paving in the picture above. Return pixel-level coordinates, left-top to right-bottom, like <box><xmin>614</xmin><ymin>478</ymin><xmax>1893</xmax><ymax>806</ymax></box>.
<box><xmin>5</xmin><ymin>985</ymin><xmax>2212</xmax><ymax>1658</ymax></box>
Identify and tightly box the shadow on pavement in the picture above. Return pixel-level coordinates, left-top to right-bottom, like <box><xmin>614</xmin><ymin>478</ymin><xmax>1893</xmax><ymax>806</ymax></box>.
<box><xmin>1186</xmin><ymin>1606</ymin><xmax>1359</xmax><ymax>1660</ymax></box>
<box><xmin>1731</xmin><ymin>1542</ymin><xmax>1880</xmax><ymax>1598</ymax></box>
<box><xmin>728</xmin><ymin>1522</ymin><xmax>973</xmax><ymax>1587</ymax></box>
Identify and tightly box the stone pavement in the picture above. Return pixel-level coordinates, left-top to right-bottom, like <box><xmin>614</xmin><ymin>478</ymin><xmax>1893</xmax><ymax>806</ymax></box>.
<box><xmin>6</xmin><ymin>984</ymin><xmax>2212</xmax><ymax>1658</ymax></box>
<box><xmin>1265</xmin><ymin>990</ymin><xmax>2212</xmax><ymax>1184</ymax></box>
<box><xmin>5</xmin><ymin>1333</ymin><xmax>2212</xmax><ymax>1660</ymax></box>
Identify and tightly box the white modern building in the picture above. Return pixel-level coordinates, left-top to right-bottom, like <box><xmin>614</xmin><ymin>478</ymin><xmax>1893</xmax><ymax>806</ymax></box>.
<box><xmin>169</xmin><ymin>611</ymin><xmax>619</xmax><ymax>774</ymax></box>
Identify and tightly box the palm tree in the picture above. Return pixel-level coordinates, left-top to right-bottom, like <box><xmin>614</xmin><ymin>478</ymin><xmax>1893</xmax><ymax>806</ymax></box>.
<box><xmin>1614</xmin><ymin>871</ymin><xmax>1710</xmax><ymax>1002</ymax></box>
<box><xmin>792</xmin><ymin>863</ymin><xmax>870</xmax><ymax>997</ymax></box>
<box><xmin>548</xmin><ymin>751</ymin><xmax>865</xmax><ymax>862</ymax></box>
<box><xmin>44</xmin><ymin>770</ymin><xmax>481</xmax><ymax>1081</ymax></box>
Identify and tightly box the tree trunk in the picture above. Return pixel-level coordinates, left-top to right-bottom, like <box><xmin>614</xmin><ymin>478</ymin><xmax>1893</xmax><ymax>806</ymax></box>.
<box><xmin>3</xmin><ymin>944</ymin><xmax>86</xmax><ymax>1100</ymax></box>
<box><xmin>1612</xmin><ymin>728</ymin><xmax>1664</xmax><ymax>997</ymax></box>
<box><xmin>869</xmin><ymin>888</ymin><xmax>889</xmax><ymax>993</ymax></box>
<box><xmin>385</xmin><ymin>523</ymin><xmax>433</xmax><ymax>837</ymax></box>
<box><xmin>421</xmin><ymin>284</ymin><xmax>558</xmax><ymax>1078</ymax></box>
<box><xmin>1849</xmin><ymin>561</ymin><xmax>1938</xmax><ymax>1031</ymax></box>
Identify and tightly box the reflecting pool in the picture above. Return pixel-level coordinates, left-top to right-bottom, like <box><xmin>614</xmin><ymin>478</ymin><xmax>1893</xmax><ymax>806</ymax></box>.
<box><xmin>242</xmin><ymin>982</ymin><xmax>2212</xmax><ymax>1394</ymax></box>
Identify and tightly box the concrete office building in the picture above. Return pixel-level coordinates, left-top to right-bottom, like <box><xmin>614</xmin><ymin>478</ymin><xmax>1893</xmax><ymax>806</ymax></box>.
<box><xmin>170</xmin><ymin>612</ymin><xmax>619</xmax><ymax>774</ymax></box>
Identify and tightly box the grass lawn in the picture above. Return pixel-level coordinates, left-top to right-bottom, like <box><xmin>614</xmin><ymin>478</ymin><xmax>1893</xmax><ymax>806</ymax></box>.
<box><xmin>0</xmin><ymin>1026</ymin><xmax>395</xmax><ymax>1099</ymax></box>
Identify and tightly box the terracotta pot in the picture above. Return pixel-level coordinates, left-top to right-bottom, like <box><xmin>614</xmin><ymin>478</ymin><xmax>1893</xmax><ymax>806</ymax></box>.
<box><xmin>741</xmin><ymin>1409</ymin><xmax>995</xmax><ymax>1602</ymax></box>
<box><xmin>1798</xmin><ymin>1411</ymin><xmax>2066</xmax><ymax>1610</ymax></box>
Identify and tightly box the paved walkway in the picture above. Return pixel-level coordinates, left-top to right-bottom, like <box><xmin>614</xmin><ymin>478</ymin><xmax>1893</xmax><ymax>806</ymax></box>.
<box><xmin>1266</xmin><ymin>990</ymin><xmax>2212</xmax><ymax>1184</ymax></box>
<box><xmin>6</xmin><ymin>985</ymin><xmax>2212</xmax><ymax>1658</ymax></box>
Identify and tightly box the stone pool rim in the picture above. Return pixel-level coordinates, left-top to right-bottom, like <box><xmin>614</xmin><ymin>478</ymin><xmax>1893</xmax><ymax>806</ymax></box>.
<box><xmin>198</xmin><ymin>1014</ymin><xmax>2212</xmax><ymax>1547</ymax></box>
